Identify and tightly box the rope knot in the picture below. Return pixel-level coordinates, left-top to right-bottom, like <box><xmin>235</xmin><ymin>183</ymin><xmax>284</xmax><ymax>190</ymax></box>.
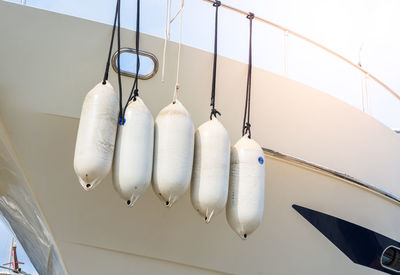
<box><xmin>210</xmin><ymin>108</ymin><xmax>221</xmax><ymax>120</ymax></box>
<box><xmin>133</xmin><ymin>88</ymin><xmax>139</xmax><ymax>101</ymax></box>
<box><xmin>243</xmin><ymin>122</ymin><xmax>251</xmax><ymax>138</ymax></box>
<box><xmin>213</xmin><ymin>1</ymin><xmax>221</xmax><ymax>7</ymax></box>
<box><xmin>247</xmin><ymin>12</ymin><xmax>255</xmax><ymax>20</ymax></box>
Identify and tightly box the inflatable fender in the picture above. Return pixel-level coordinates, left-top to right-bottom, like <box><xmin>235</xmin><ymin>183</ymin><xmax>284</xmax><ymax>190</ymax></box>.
<box><xmin>113</xmin><ymin>97</ymin><xmax>154</xmax><ymax>206</ymax></box>
<box><xmin>226</xmin><ymin>136</ymin><xmax>265</xmax><ymax>239</ymax></box>
<box><xmin>152</xmin><ymin>100</ymin><xmax>194</xmax><ymax>207</ymax></box>
<box><xmin>191</xmin><ymin>118</ymin><xmax>230</xmax><ymax>223</ymax></box>
<box><xmin>74</xmin><ymin>81</ymin><xmax>119</xmax><ymax>191</ymax></box>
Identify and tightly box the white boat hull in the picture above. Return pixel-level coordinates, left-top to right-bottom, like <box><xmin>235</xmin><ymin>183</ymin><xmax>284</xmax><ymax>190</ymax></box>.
<box><xmin>1</xmin><ymin>2</ymin><xmax>400</xmax><ymax>274</ymax></box>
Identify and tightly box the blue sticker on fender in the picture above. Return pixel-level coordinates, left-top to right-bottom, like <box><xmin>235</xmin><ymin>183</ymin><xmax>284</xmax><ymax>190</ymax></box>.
<box><xmin>258</xmin><ymin>157</ymin><xmax>264</xmax><ymax>165</ymax></box>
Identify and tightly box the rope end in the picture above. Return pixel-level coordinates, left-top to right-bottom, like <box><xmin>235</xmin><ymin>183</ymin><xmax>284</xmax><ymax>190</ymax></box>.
<box><xmin>247</xmin><ymin>12</ymin><xmax>255</xmax><ymax>20</ymax></box>
<box><xmin>213</xmin><ymin>1</ymin><xmax>221</xmax><ymax>7</ymax></box>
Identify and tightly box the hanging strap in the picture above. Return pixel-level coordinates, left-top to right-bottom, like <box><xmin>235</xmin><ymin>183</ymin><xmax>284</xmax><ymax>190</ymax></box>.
<box><xmin>210</xmin><ymin>1</ymin><xmax>221</xmax><ymax>120</ymax></box>
<box><xmin>242</xmin><ymin>12</ymin><xmax>254</xmax><ymax>138</ymax></box>
<box><xmin>102</xmin><ymin>0</ymin><xmax>120</xmax><ymax>84</ymax></box>
<box><xmin>120</xmin><ymin>0</ymin><xmax>141</xmax><ymax>124</ymax></box>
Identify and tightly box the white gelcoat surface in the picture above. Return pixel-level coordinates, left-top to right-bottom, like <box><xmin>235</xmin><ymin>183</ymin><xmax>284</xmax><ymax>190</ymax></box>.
<box><xmin>191</xmin><ymin>118</ymin><xmax>230</xmax><ymax>223</ymax></box>
<box><xmin>152</xmin><ymin>100</ymin><xmax>194</xmax><ymax>207</ymax></box>
<box><xmin>73</xmin><ymin>81</ymin><xmax>119</xmax><ymax>191</ymax></box>
<box><xmin>226</xmin><ymin>136</ymin><xmax>265</xmax><ymax>239</ymax></box>
<box><xmin>112</xmin><ymin>97</ymin><xmax>154</xmax><ymax>206</ymax></box>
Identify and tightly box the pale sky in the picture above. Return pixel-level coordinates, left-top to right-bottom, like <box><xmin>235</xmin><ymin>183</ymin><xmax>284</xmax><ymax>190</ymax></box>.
<box><xmin>1</xmin><ymin>0</ymin><xmax>400</xmax><ymax>272</ymax></box>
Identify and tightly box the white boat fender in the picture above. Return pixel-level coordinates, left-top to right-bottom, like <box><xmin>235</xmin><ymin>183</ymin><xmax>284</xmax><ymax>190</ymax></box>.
<box><xmin>112</xmin><ymin>97</ymin><xmax>154</xmax><ymax>206</ymax></box>
<box><xmin>191</xmin><ymin>118</ymin><xmax>230</xmax><ymax>223</ymax></box>
<box><xmin>73</xmin><ymin>81</ymin><xmax>119</xmax><ymax>191</ymax></box>
<box><xmin>226</xmin><ymin>136</ymin><xmax>265</xmax><ymax>239</ymax></box>
<box><xmin>227</xmin><ymin>13</ymin><xmax>265</xmax><ymax>239</ymax></box>
<box><xmin>191</xmin><ymin>2</ymin><xmax>230</xmax><ymax>223</ymax></box>
<box><xmin>152</xmin><ymin>100</ymin><xmax>194</xmax><ymax>207</ymax></box>
<box><xmin>153</xmin><ymin>0</ymin><xmax>192</xmax><ymax>207</ymax></box>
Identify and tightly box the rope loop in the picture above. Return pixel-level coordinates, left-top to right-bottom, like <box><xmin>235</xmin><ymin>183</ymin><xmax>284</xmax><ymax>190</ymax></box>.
<box><xmin>242</xmin><ymin>10</ymin><xmax>254</xmax><ymax>138</ymax></box>
<box><xmin>115</xmin><ymin>0</ymin><xmax>123</xmax><ymax>124</ymax></box>
<box><xmin>120</xmin><ymin>0</ymin><xmax>141</xmax><ymax>123</ymax></box>
<box><xmin>209</xmin><ymin>0</ymin><xmax>221</xmax><ymax>120</ymax></box>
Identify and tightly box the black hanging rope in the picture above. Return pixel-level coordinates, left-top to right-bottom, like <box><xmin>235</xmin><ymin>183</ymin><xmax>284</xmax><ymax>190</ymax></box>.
<box><xmin>210</xmin><ymin>1</ymin><xmax>221</xmax><ymax>120</ymax></box>
<box><xmin>120</xmin><ymin>0</ymin><xmax>141</xmax><ymax>124</ymax></box>
<box><xmin>116</xmin><ymin>0</ymin><xmax>124</xmax><ymax>125</ymax></box>
<box><xmin>242</xmin><ymin>12</ymin><xmax>254</xmax><ymax>138</ymax></box>
<box><xmin>132</xmin><ymin>0</ymin><xmax>140</xmax><ymax>101</ymax></box>
<box><xmin>102</xmin><ymin>0</ymin><xmax>120</xmax><ymax>85</ymax></box>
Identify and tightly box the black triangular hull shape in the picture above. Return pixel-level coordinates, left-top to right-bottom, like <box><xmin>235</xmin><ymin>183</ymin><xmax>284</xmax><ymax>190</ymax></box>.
<box><xmin>292</xmin><ymin>204</ymin><xmax>400</xmax><ymax>274</ymax></box>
